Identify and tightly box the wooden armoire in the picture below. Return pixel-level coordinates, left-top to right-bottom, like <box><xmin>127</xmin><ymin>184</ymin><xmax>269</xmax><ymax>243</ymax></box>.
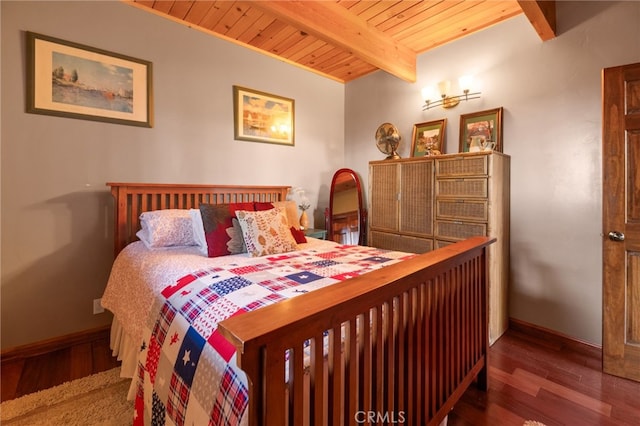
<box><xmin>368</xmin><ymin>152</ymin><xmax>510</xmax><ymax>344</ymax></box>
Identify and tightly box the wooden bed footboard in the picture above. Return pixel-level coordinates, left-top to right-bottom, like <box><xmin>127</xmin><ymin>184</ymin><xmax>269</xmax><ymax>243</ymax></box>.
<box><xmin>219</xmin><ymin>236</ymin><xmax>493</xmax><ymax>426</ymax></box>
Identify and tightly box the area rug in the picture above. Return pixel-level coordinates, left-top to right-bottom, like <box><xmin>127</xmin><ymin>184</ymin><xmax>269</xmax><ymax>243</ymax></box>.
<box><xmin>0</xmin><ymin>368</ymin><xmax>133</xmax><ymax>425</ymax></box>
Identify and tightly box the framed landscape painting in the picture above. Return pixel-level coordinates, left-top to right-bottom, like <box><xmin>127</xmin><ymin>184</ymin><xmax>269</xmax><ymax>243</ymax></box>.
<box><xmin>410</xmin><ymin>119</ymin><xmax>447</xmax><ymax>157</ymax></box>
<box><xmin>233</xmin><ymin>85</ymin><xmax>295</xmax><ymax>146</ymax></box>
<box><xmin>26</xmin><ymin>32</ymin><xmax>153</xmax><ymax>127</ymax></box>
<box><xmin>459</xmin><ymin>107</ymin><xmax>503</xmax><ymax>153</ymax></box>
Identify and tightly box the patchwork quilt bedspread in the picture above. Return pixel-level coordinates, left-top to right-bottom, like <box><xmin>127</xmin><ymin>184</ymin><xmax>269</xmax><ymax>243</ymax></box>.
<box><xmin>133</xmin><ymin>244</ymin><xmax>414</xmax><ymax>425</ymax></box>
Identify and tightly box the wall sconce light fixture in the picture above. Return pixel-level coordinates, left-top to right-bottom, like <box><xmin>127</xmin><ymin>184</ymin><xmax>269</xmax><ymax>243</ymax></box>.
<box><xmin>422</xmin><ymin>75</ymin><xmax>481</xmax><ymax>110</ymax></box>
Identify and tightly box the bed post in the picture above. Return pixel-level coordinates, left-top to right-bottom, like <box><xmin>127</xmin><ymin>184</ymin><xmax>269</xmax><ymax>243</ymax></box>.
<box><xmin>110</xmin><ymin>184</ymin><xmax>129</xmax><ymax>257</ymax></box>
<box><xmin>476</xmin><ymin>242</ymin><xmax>490</xmax><ymax>392</ymax></box>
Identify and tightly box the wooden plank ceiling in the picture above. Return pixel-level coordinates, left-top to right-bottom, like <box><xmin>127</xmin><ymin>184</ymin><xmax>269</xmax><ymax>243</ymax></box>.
<box><xmin>128</xmin><ymin>0</ymin><xmax>555</xmax><ymax>83</ymax></box>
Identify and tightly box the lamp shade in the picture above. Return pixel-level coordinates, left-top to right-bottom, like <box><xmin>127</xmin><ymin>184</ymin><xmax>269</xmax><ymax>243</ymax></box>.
<box><xmin>437</xmin><ymin>80</ymin><xmax>451</xmax><ymax>95</ymax></box>
<box><xmin>421</xmin><ymin>86</ymin><xmax>437</xmax><ymax>102</ymax></box>
<box><xmin>458</xmin><ymin>75</ymin><xmax>474</xmax><ymax>92</ymax></box>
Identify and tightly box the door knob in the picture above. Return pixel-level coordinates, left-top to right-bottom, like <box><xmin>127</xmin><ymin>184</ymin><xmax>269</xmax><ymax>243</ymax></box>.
<box><xmin>608</xmin><ymin>231</ymin><xmax>625</xmax><ymax>242</ymax></box>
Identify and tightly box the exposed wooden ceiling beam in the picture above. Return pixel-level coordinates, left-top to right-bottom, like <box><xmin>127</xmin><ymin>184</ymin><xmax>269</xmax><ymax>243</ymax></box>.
<box><xmin>248</xmin><ymin>0</ymin><xmax>417</xmax><ymax>83</ymax></box>
<box><xmin>517</xmin><ymin>0</ymin><xmax>557</xmax><ymax>41</ymax></box>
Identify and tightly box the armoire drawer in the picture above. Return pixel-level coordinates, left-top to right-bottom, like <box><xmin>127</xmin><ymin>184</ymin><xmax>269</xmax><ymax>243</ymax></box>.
<box><xmin>435</xmin><ymin>220</ymin><xmax>487</xmax><ymax>241</ymax></box>
<box><xmin>436</xmin><ymin>178</ymin><xmax>488</xmax><ymax>198</ymax></box>
<box><xmin>436</xmin><ymin>155</ymin><xmax>488</xmax><ymax>177</ymax></box>
<box><xmin>436</xmin><ymin>199</ymin><xmax>489</xmax><ymax>221</ymax></box>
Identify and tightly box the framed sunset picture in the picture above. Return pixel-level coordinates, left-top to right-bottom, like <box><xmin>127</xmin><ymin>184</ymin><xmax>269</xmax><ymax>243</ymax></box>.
<box><xmin>233</xmin><ymin>85</ymin><xmax>295</xmax><ymax>146</ymax></box>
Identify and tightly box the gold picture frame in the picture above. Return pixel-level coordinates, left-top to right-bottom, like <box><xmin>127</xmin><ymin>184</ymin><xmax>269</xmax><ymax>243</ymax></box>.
<box><xmin>26</xmin><ymin>32</ymin><xmax>153</xmax><ymax>127</ymax></box>
<box><xmin>233</xmin><ymin>85</ymin><xmax>295</xmax><ymax>146</ymax></box>
<box><xmin>459</xmin><ymin>107</ymin><xmax>503</xmax><ymax>153</ymax></box>
<box><xmin>410</xmin><ymin>119</ymin><xmax>447</xmax><ymax>157</ymax></box>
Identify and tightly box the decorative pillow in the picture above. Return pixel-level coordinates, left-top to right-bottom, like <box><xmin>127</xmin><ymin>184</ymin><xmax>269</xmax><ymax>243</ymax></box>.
<box><xmin>226</xmin><ymin>218</ymin><xmax>247</xmax><ymax>254</ymax></box>
<box><xmin>255</xmin><ymin>201</ymin><xmax>301</xmax><ymax>229</ymax></box>
<box><xmin>199</xmin><ymin>203</ymin><xmax>254</xmax><ymax>257</ymax></box>
<box><xmin>235</xmin><ymin>207</ymin><xmax>299</xmax><ymax>257</ymax></box>
<box><xmin>136</xmin><ymin>209</ymin><xmax>197</xmax><ymax>249</ymax></box>
<box><xmin>189</xmin><ymin>208</ymin><xmax>208</xmax><ymax>255</ymax></box>
<box><xmin>273</xmin><ymin>201</ymin><xmax>301</xmax><ymax>229</ymax></box>
<box><xmin>289</xmin><ymin>226</ymin><xmax>307</xmax><ymax>244</ymax></box>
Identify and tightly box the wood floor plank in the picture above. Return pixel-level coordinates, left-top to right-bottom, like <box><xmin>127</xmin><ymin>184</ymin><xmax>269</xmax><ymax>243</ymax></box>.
<box><xmin>450</xmin><ymin>328</ymin><xmax>640</xmax><ymax>425</ymax></box>
<box><xmin>534</xmin><ymin>388</ymin><xmax>619</xmax><ymax>426</ymax></box>
<box><xmin>15</xmin><ymin>348</ymin><xmax>70</xmax><ymax>398</ymax></box>
<box><xmin>0</xmin><ymin>359</ymin><xmax>24</xmax><ymax>402</ymax></box>
<box><xmin>485</xmin><ymin>402</ymin><xmax>525</xmax><ymax>426</ymax></box>
<box><xmin>91</xmin><ymin>337</ymin><xmax>118</xmax><ymax>372</ymax></box>
<box><xmin>489</xmin><ymin>366</ymin><xmax>540</xmax><ymax>397</ymax></box>
<box><xmin>69</xmin><ymin>342</ymin><xmax>93</xmax><ymax>380</ymax></box>
<box><xmin>513</xmin><ymin>367</ymin><xmax>613</xmax><ymax>417</ymax></box>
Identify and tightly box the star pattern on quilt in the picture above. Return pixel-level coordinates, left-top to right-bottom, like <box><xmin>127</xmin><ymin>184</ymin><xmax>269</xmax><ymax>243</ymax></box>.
<box><xmin>170</xmin><ymin>332</ymin><xmax>179</xmax><ymax>345</ymax></box>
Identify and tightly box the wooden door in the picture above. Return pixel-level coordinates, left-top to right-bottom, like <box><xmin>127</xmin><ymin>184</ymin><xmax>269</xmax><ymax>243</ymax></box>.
<box><xmin>602</xmin><ymin>62</ymin><xmax>640</xmax><ymax>382</ymax></box>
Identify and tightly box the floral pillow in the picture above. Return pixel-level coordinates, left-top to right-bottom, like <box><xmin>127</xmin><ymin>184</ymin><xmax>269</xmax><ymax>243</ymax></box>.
<box><xmin>136</xmin><ymin>209</ymin><xmax>197</xmax><ymax>249</ymax></box>
<box><xmin>199</xmin><ymin>202</ymin><xmax>255</xmax><ymax>257</ymax></box>
<box><xmin>254</xmin><ymin>200</ymin><xmax>301</xmax><ymax>229</ymax></box>
<box><xmin>235</xmin><ymin>207</ymin><xmax>299</xmax><ymax>257</ymax></box>
<box><xmin>226</xmin><ymin>218</ymin><xmax>247</xmax><ymax>254</ymax></box>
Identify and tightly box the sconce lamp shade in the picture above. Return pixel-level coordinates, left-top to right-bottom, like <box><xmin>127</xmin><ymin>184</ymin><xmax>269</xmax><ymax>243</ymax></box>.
<box><xmin>421</xmin><ymin>86</ymin><xmax>437</xmax><ymax>102</ymax></box>
<box><xmin>458</xmin><ymin>75</ymin><xmax>474</xmax><ymax>92</ymax></box>
<box><xmin>437</xmin><ymin>80</ymin><xmax>451</xmax><ymax>96</ymax></box>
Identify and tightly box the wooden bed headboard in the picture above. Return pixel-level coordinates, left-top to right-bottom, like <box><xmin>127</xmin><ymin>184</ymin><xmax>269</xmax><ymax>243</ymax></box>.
<box><xmin>107</xmin><ymin>182</ymin><xmax>291</xmax><ymax>256</ymax></box>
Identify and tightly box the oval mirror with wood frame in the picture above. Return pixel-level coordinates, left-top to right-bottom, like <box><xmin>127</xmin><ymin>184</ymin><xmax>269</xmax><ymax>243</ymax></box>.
<box><xmin>325</xmin><ymin>168</ymin><xmax>367</xmax><ymax>246</ymax></box>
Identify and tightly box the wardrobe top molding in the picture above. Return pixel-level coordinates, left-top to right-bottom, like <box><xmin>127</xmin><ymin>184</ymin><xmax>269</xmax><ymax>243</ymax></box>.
<box><xmin>369</xmin><ymin>151</ymin><xmax>510</xmax><ymax>165</ymax></box>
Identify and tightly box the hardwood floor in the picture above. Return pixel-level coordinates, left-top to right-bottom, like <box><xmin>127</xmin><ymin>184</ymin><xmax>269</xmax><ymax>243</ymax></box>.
<box><xmin>449</xmin><ymin>325</ymin><xmax>640</xmax><ymax>426</ymax></box>
<box><xmin>1</xmin><ymin>326</ymin><xmax>119</xmax><ymax>402</ymax></box>
<box><xmin>1</xmin><ymin>325</ymin><xmax>639</xmax><ymax>425</ymax></box>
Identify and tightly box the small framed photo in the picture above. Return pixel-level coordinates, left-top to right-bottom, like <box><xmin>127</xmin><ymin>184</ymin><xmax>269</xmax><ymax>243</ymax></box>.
<box><xmin>26</xmin><ymin>32</ymin><xmax>153</xmax><ymax>127</ymax></box>
<box><xmin>411</xmin><ymin>119</ymin><xmax>447</xmax><ymax>157</ymax></box>
<box><xmin>233</xmin><ymin>85</ymin><xmax>295</xmax><ymax>146</ymax></box>
<box><xmin>459</xmin><ymin>107</ymin><xmax>503</xmax><ymax>153</ymax></box>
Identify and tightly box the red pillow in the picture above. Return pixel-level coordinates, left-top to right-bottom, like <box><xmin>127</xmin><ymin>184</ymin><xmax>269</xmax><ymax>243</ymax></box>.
<box><xmin>199</xmin><ymin>202</ymin><xmax>254</xmax><ymax>257</ymax></box>
<box><xmin>289</xmin><ymin>226</ymin><xmax>307</xmax><ymax>244</ymax></box>
<box><xmin>254</xmin><ymin>202</ymin><xmax>274</xmax><ymax>211</ymax></box>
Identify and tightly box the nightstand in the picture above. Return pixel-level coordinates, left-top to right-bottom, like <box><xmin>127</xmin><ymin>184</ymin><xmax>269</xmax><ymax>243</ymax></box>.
<box><xmin>303</xmin><ymin>228</ymin><xmax>327</xmax><ymax>240</ymax></box>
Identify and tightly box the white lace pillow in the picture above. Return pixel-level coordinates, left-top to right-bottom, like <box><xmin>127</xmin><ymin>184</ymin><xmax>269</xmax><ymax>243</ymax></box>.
<box><xmin>136</xmin><ymin>209</ymin><xmax>197</xmax><ymax>249</ymax></box>
<box><xmin>235</xmin><ymin>207</ymin><xmax>298</xmax><ymax>257</ymax></box>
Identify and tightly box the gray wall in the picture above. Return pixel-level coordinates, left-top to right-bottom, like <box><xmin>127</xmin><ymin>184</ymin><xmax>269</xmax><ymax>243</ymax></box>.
<box><xmin>3</xmin><ymin>1</ymin><xmax>638</xmax><ymax>350</ymax></box>
<box><xmin>345</xmin><ymin>1</ymin><xmax>640</xmax><ymax>345</ymax></box>
<box><xmin>1</xmin><ymin>1</ymin><xmax>344</xmax><ymax>349</ymax></box>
